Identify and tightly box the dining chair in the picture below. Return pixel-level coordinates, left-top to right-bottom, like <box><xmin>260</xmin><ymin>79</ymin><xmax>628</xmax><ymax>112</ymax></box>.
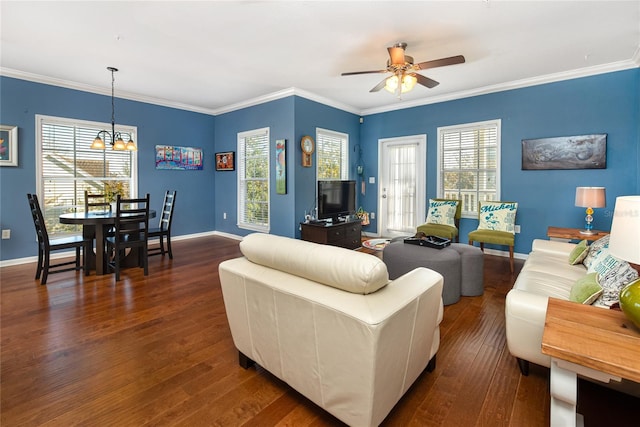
<box><xmin>84</xmin><ymin>190</ymin><xmax>111</xmax><ymax>212</ymax></box>
<box><xmin>105</xmin><ymin>194</ymin><xmax>150</xmax><ymax>281</ymax></box>
<box><xmin>468</xmin><ymin>201</ymin><xmax>518</xmax><ymax>273</ymax></box>
<box><xmin>148</xmin><ymin>190</ymin><xmax>177</xmax><ymax>258</ymax></box>
<box><xmin>27</xmin><ymin>193</ymin><xmax>88</xmax><ymax>285</ymax></box>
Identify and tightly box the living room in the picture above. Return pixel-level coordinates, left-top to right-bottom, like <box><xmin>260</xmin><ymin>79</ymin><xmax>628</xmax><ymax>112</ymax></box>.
<box><xmin>1</xmin><ymin>1</ymin><xmax>639</xmax><ymax>425</ymax></box>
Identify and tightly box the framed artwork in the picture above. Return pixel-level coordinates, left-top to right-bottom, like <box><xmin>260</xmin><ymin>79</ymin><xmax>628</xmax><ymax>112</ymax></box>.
<box><xmin>155</xmin><ymin>145</ymin><xmax>203</xmax><ymax>170</ymax></box>
<box><xmin>0</xmin><ymin>125</ymin><xmax>18</xmax><ymax>167</ymax></box>
<box><xmin>215</xmin><ymin>151</ymin><xmax>235</xmax><ymax>171</ymax></box>
<box><xmin>521</xmin><ymin>134</ymin><xmax>607</xmax><ymax>170</ymax></box>
<box><xmin>276</xmin><ymin>139</ymin><xmax>286</xmax><ymax>194</ymax></box>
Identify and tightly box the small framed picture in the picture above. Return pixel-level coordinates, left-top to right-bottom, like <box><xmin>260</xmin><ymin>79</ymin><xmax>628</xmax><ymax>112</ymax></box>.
<box><xmin>0</xmin><ymin>125</ymin><xmax>18</xmax><ymax>167</ymax></box>
<box><xmin>215</xmin><ymin>151</ymin><xmax>235</xmax><ymax>171</ymax></box>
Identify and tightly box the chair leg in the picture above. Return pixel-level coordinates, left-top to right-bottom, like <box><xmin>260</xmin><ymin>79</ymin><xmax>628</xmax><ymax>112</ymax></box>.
<box><xmin>115</xmin><ymin>248</ymin><xmax>121</xmax><ymax>281</ymax></box>
<box><xmin>166</xmin><ymin>235</ymin><xmax>173</xmax><ymax>259</ymax></box>
<box><xmin>142</xmin><ymin>246</ymin><xmax>148</xmax><ymax>276</ymax></box>
<box><xmin>75</xmin><ymin>246</ymin><xmax>81</xmax><ymax>270</ymax></box>
<box><xmin>41</xmin><ymin>252</ymin><xmax>50</xmax><ymax>285</ymax></box>
<box><xmin>509</xmin><ymin>245</ymin><xmax>514</xmax><ymax>273</ymax></box>
<box><xmin>158</xmin><ymin>236</ymin><xmax>165</xmax><ymax>256</ymax></box>
<box><xmin>35</xmin><ymin>248</ymin><xmax>44</xmax><ymax>280</ymax></box>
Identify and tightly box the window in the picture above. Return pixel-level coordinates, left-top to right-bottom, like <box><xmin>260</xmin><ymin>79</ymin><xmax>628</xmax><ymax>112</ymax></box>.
<box><xmin>237</xmin><ymin>127</ymin><xmax>270</xmax><ymax>232</ymax></box>
<box><xmin>36</xmin><ymin>115</ymin><xmax>137</xmax><ymax>238</ymax></box>
<box><xmin>437</xmin><ymin>119</ymin><xmax>501</xmax><ymax>218</ymax></box>
<box><xmin>316</xmin><ymin>128</ymin><xmax>348</xmax><ymax>180</ymax></box>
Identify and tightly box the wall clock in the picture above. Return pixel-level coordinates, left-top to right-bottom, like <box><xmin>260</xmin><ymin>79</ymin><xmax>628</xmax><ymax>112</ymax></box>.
<box><xmin>301</xmin><ymin>135</ymin><xmax>314</xmax><ymax>167</ymax></box>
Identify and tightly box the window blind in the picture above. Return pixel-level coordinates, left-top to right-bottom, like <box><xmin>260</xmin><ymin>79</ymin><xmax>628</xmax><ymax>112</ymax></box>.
<box><xmin>438</xmin><ymin>120</ymin><xmax>500</xmax><ymax>217</ymax></box>
<box><xmin>316</xmin><ymin>128</ymin><xmax>348</xmax><ymax>180</ymax></box>
<box><xmin>237</xmin><ymin>127</ymin><xmax>270</xmax><ymax>232</ymax></box>
<box><xmin>36</xmin><ymin>115</ymin><xmax>136</xmax><ymax>237</ymax></box>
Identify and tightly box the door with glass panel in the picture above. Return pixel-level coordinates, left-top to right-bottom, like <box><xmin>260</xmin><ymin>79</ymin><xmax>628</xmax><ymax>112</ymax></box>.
<box><xmin>378</xmin><ymin>135</ymin><xmax>426</xmax><ymax>238</ymax></box>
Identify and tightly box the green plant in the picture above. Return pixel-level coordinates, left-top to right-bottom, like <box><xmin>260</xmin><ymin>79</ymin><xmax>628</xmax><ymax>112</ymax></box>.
<box><xmin>104</xmin><ymin>181</ymin><xmax>125</xmax><ymax>202</ymax></box>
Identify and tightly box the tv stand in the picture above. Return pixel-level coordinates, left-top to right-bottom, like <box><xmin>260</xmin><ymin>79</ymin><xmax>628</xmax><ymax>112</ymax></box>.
<box><xmin>300</xmin><ymin>220</ymin><xmax>362</xmax><ymax>250</ymax></box>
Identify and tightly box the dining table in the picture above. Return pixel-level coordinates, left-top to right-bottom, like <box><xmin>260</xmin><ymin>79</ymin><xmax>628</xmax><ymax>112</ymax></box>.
<box><xmin>59</xmin><ymin>209</ymin><xmax>156</xmax><ymax>275</ymax></box>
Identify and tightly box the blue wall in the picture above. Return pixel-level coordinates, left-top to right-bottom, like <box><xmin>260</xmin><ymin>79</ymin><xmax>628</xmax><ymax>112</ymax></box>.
<box><xmin>1</xmin><ymin>68</ymin><xmax>638</xmax><ymax>262</ymax></box>
<box><xmin>0</xmin><ymin>76</ymin><xmax>216</xmax><ymax>261</ymax></box>
<box><xmin>359</xmin><ymin>69</ymin><xmax>640</xmax><ymax>255</ymax></box>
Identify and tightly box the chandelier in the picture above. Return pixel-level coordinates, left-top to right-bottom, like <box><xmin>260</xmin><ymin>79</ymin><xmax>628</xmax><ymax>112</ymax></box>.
<box><xmin>90</xmin><ymin>67</ymin><xmax>137</xmax><ymax>151</ymax></box>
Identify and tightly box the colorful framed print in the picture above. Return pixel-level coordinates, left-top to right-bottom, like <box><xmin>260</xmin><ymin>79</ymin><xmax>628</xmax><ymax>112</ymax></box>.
<box><xmin>155</xmin><ymin>145</ymin><xmax>203</xmax><ymax>170</ymax></box>
<box><xmin>276</xmin><ymin>139</ymin><xmax>286</xmax><ymax>194</ymax></box>
<box><xmin>0</xmin><ymin>125</ymin><xmax>18</xmax><ymax>167</ymax></box>
<box><xmin>215</xmin><ymin>151</ymin><xmax>235</xmax><ymax>171</ymax></box>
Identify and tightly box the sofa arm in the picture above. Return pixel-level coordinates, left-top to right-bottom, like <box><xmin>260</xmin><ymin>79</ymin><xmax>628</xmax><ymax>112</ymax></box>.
<box><xmin>505</xmin><ymin>289</ymin><xmax>551</xmax><ymax>368</ymax></box>
<box><xmin>531</xmin><ymin>239</ymin><xmax>576</xmax><ymax>257</ymax></box>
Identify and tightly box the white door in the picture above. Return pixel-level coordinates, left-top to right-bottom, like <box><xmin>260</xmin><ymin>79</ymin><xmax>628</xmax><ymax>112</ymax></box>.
<box><xmin>378</xmin><ymin>135</ymin><xmax>426</xmax><ymax>237</ymax></box>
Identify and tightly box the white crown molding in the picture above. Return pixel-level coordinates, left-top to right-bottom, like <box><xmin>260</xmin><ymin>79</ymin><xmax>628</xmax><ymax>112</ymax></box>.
<box><xmin>3</xmin><ymin>56</ymin><xmax>638</xmax><ymax>119</ymax></box>
<box><xmin>360</xmin><ymin>58</ymin><xmax>640</xmax><ymax>116</ymax></box>
<box><xmin>0</xmin><ymin>67</ymin><xmax>217</xmax><ymax>115</ymax></box>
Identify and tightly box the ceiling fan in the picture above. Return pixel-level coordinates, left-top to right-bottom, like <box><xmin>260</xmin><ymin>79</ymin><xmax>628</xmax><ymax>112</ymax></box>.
<box><xmin>341</xmin><ymin>42</ymin><xmax>465</xmax><ymax>95</ymax></box>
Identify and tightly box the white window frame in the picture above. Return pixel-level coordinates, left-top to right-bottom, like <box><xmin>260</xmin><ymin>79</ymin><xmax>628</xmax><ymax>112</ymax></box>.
<box><xmin>237</xmin><ymin>127</ymin><xmax>270</xmax><ymax>232</ymax></box>
<box><xmin>316</xmin><ymin>128</ymin><xmax>349</xmax><ymax>180</ymax></box>
<box><xmin>437</xmin><ymin>119</ymin><xmax>501</xmax><ymax>218</ymax></box>
<box><xmin>35</xmin><ymin>114</ymin><xmax>138</xmax><ymax>238</ymax></box>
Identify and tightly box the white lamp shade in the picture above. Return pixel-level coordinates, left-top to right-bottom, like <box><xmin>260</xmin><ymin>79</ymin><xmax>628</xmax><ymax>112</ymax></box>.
<box><xmin>575</xmin><ymin>186</ymin><xmax>606</xmax><ymax>208</ymax></box>
<box><xmin>608</xmin><ymin>195</ymin><xmax>640</xmax><ymax>264</ymax></box>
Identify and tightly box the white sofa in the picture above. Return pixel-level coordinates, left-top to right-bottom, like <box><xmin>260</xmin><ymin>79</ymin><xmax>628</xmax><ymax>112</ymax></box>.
<box><xmin>505</xmin><ymin>238</ymin><xmax>640</xmax><ymax>395</ymax></box>
<box><xmin>218</xmin><ymin>233</ymin><xmax>444</xmax><ymax>427</ymax></box>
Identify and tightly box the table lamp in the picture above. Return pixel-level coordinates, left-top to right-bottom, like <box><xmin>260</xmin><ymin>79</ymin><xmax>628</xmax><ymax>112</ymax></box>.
<box><xmin>609</xmin><ymin>195</ymin><xmax>640</xmax><ymax>329</ymax></box>
<box><xmin>575</xmin><ymin>186</ymin><xmax>606</xmax><ymax>235</ymax></box>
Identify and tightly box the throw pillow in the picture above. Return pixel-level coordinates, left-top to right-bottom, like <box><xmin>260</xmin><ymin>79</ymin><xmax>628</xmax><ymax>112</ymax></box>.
<box><xmin>569</xmin><ymin>273</ymin><xmax>603</xmax><ymax>304</ymax></box>
<box><xmin>588</xmin><ymin>249</ymin><xmax>640</xmax><ymax>307</ymax></box>
<box><xmin>425</xmin><ymin>199</ymin><xmax>458</xmax><ymax>227</ymax></box>
<box><xmin>582</xmin><ymin>234</ymin><xmax>609</xmax><ymax>269</ymax></box>
<box><xmin>477</xmin><ymin>201</ymin><xmax>518</xmax><ymax>233</ymax></box>
<box><xmin>568</xmin><ymin>240</ymin><xmax>589</xmax><ymax>265</ymax></box>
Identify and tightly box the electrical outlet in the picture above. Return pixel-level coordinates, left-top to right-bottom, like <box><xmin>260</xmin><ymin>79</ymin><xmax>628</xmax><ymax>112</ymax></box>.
<box><xmin>370</xmin><ymin>212</ymin><xmax>375</xmax><ymax>220</ymax></box>
<box><xmin>223</xmin><ymin>212</ymin><xmax>227</xmax><ymax>220</ymax></box>
<box><xmin>2</xmin><ymin>229</ymin><xmax>10</xmax><ymax>239</ymax></box>
<box><xmin>515</xmin><ymin>225</ymin><xmax>521</xmax><ymax>234</ymax></box>
<box><xmin>368</xmin><ymin>177</ymin><xmax>375</xmax><ymax>184</ymax></box>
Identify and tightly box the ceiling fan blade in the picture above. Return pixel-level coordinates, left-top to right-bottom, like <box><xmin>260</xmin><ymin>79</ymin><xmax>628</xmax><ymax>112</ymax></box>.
<box><xmin>341</xmin><ymin>70</ymin><xmax>388</xmax><ymax>76</ymax></box>
<box><xmin>369</xmin><ymin>78</ymin><xmax>388</xmax><ymax>93</ymax></box>
<box><xmin>387</xmin><ymin>46</ymin><xmax>406</xmax><ymax>65</ymax></box>
<box><xmin>415</xmin><ymin>55</ymin><xmax>465</xmax><ymax>71</ymax></box>
<box><xmin>415</xmin><ymin>73</ymin><xmax>439</xmax><ymax>89</ymax></box>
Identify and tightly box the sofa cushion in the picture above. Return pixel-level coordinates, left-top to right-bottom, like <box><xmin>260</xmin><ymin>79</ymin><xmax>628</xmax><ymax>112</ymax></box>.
<box><xmin>477</xmin><ymin>201</ymin><xmax>518</xmax><ymax>233</ymax></box>
<box><xmin>240</xmin><ymin>232</ymin><xmax>389</xmax><ymax>294</ymax></box>
<box><xmin>583</xmin><ymin>234</ymin><xmax>609</xmax><ymax>269</ymax></box>
<box><xmin>569</xmin><ymin>273</ymin><xmax>602</xmax><ymax>304</ymax></box>
<box><xmin>568</xmin><ymin>239</ymin><xmax>589</xmax><ymax>265</ymax></box>
<box><xmin>425</xmin><ymin>199</ymin><xmax>458</xmax><ymax>227</ymax></box>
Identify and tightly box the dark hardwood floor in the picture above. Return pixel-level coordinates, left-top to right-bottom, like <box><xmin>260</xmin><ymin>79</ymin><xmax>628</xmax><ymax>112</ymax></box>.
<box><xmin>1</xmin><ymin>235</ymin><xmax>637</xmax><ymax>426</ymax></box>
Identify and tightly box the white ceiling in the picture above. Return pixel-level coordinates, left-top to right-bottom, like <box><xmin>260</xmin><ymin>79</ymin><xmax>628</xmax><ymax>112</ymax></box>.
<box><xmin>1</xmin><ymin>1</ymin><xmax>639</xmax><ymax>116</ymax></box>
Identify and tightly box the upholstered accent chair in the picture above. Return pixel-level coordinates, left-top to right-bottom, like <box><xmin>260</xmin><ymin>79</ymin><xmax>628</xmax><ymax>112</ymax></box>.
<box><xmin>417</xmin><ymin>199</ymin><xmax>461</xmax><ymax>242</ymax></box>
<box><xmin>468</xmin><ymin>201</ymin><xmax>518</xmax><ymax>273</ymax></box>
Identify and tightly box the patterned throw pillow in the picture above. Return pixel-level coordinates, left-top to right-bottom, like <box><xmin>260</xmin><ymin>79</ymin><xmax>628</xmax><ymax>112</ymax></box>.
<box><xmin>582</xmin><ymin>234</ymin><xmax>609</xmax><ymax>269</ymax></box>
<box><xmin>425</xmin><ymin>199</ymin><xmax>458</xmax><ymax>227</ymax></box>
<box><xmin>588</xmin><ymin>249</ymin><xmax>640</xmax><ymax>307</ymax></box>
<box><xmin>477</xmin><ymin>201</ymin><xmax>518</xmax><ymax>233</ymax></box>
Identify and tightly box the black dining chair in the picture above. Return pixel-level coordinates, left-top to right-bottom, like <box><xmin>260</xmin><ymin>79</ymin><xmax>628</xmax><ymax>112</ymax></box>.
<box><xmin>105</xmin><ymin>194</ymin><xmax>150</xmax><ymax>281</ymax></box>
<box><xmin>84</xmin><ymin>190</ymin><xmax>111</xmax><ymax>212</ymax></box>
<box><xmin>27</xmin><ymin>193</ymin><xmax>88</xmax><ymax>285</ymax></box>
<box><xmin>148</xmin><ymin>190</ymin><xmax>177</xmax><ymax>258</ymax></box>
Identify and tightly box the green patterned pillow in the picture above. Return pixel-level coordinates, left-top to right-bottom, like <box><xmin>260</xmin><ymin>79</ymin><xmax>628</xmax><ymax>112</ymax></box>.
<box><xmin>568</xmin><ymin>240</ymin><xmax>589</xmax><ymax>265</ymax></box>
<box><xmin>569</xmin><ymin>273</ymin><xmax>602</xmax><ymax>304</ymax></box>
<box><xmin>425</xmin><ymin>199</ymin><xmax>458</xmax><ymax>227</ymax></box>
<box><xmin>477</xmin><ymin>201</ymin><xmax>518</xmax><ymax>233</ymax></box>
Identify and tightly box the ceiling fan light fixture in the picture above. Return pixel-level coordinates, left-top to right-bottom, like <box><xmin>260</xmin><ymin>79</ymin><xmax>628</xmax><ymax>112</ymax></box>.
<box><xmin>384</xmin><ymin>73</ymin><xmax>417</xmax><ymax>94</ymax></box>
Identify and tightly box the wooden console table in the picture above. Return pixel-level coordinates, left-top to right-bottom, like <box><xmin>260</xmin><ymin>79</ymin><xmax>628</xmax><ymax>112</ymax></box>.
<box><xmin>547</xmin><ymin>226</ymin><xmax>608</xmax><ymax>241</ymax></box>
<box><xmin>541</xmin><ymin>298</ymin><xmax>640</xmax><ymax>427</ymax></box>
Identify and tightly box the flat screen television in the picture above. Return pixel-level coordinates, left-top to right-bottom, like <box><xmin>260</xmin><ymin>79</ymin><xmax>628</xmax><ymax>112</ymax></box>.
<box><xmin>317</xmin><ymin>180</ymin><xmax>356</xmax><ymax>222</ymax></box>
